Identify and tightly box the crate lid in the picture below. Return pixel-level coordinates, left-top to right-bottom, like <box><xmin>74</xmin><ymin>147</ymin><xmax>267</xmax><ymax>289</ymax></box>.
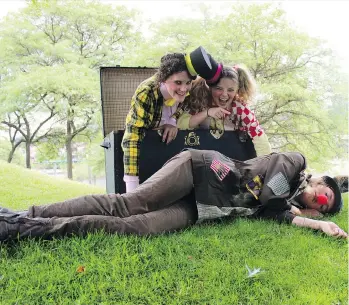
<box><xmin>100</xmin><ymin>66</ymin><xmax>157</xmax><ymax>136</ymax></box>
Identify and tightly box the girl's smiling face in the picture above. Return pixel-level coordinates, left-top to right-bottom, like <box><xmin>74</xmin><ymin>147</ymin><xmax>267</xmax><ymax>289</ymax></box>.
<box><xmin>164</xmin><ymin>71</ymin><xmax>193</xmax><ymax>103</ymax></box>
<box><xmin>210</xmin><ymin>77</ymin><xmax>238</xmax><ymax>108</ymax></box>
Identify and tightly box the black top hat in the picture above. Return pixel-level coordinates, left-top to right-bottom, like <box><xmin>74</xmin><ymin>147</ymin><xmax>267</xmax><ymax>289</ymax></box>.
<box><xmin>185</xmin><ymin>46</ymin><xmax>223</xmax><ymax>84</ymax></box>
<box><xmin>322</xmin><ymin>176</ymin><xmax>343</xmax><ymax>214</ymax></box>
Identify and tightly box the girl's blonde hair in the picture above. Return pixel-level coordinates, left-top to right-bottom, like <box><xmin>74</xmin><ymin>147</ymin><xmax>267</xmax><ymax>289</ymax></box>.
<box><xmin>181</xmin><ymin>65</ymin><xmax>256</xmax><ymax>113</ymax></box>
<box><xmin>232</xmin><ymin>64</ymin><xmax>256</xmax><ymax>102</ymax></box>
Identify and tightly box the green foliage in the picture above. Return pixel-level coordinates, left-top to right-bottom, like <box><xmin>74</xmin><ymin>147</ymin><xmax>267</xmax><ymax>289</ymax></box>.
<box><xmin>123</xmin><ymin>2</ymin><xmax>348</xmax><ymax>170</ymax></box>
<box><xmin>35</xmin><ymin>140</ymin><xmax>62</xmax><ymax>163</ymax></box>
<box><xmin>0</xmin><ymin>0</ymin><xmax>140</xmax><ymax>173</ymax></box>
<box><xmin>85</xmin><ymin>140</ymin><xmax>106</xmax><ymax>177</ymax></box>
<box><xmin>0</xmin><ymin>1</ymin><xmax>347</xmax><ymax>172</ymax></box>
<box><xmin>0</xmin><ymin>160</ymin><xmax>347</xmax><ymax>304</ymax></box>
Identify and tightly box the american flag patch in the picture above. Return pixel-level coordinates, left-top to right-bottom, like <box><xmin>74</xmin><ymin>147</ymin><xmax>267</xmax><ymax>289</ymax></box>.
<box><xmin>210</xmin><ymin>159</ymin><xmax>231</xmax><ymax>181</ymax></box>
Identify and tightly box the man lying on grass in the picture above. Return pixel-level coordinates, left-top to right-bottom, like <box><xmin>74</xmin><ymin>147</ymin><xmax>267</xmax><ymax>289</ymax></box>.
<box><xmin>0</xmin><ymin>150</ymin><xmax>348</xmax><ymax>242</ymax></box>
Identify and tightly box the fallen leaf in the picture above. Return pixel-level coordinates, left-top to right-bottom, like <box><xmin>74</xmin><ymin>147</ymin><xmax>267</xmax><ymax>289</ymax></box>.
<box><xmin>76</xmin><ymin>265</ymin><xmax>85</xmax><ymax>273</ymax></box>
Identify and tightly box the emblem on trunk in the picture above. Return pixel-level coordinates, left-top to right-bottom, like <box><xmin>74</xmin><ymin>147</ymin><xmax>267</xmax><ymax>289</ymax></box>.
<box><xmin>185</xmin><ymin>132</ymin><xmax>200</xmax><ymax>146</ymax></box>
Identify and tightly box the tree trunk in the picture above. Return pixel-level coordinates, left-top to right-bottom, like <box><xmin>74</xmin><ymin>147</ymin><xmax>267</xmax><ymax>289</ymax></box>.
<box><xmin>7</xmin><ymin>147</ymin><xmax>15</xmax><ymax>163</ymax></box>
<box><xmin>66</xmin><ymin>120</ymin><xmax>73</xmax><ymax>179</ymax></box>
<box><xmin>25</xmin><ymin>141</ymin><xmax>31</xmax><ymax>168</ymax></box>
<box><xmin>7</xmin><ymin>140</ymin><xmax>24</xmax><ymax>164</ymax></box>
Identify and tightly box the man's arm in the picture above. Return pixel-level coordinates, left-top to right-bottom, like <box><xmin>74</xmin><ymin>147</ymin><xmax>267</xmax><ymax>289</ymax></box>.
<box><xmin>255</xmin><ymin>208</ymin><xmax>296</xmax><ymax>224</ymax></box>
<box><xmin>258</xmin><ymin>152</ymin><xmax>306</xmax><ymax>211</ymax></box>
<box><xmin>292</xmin><ymin>216</ymin><xmax>348</xmax><ymax>238</ymax></box>
<box><xmin>256</xmin><ymin>208</ymin><xmax>348</xmax><ymax>238</ymax></box>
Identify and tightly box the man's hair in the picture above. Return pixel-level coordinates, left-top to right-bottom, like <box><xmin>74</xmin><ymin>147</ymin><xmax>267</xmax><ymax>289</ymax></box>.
<box><xmin>322</xmin><ymin>176</ymin><xmax>343</xmax><ymax>214</ymax></box>
<box><xmin>333</xmin><ymin>175</ymin><xmax>348</xmax><ymax>193</ymax></box>
<box><xmin>156</xmin><ymin>53</ymin><xmax>194</xmax><ymax>83</ymax></box>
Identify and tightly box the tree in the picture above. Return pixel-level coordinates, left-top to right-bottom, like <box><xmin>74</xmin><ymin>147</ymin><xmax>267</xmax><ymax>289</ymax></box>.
<box><xmin>127</xmin><ymin>3</ymin><xmax>347</xmax><ymax>168</ymax></box>
<box><xmin>0</xmin><ymin>0</ymin><xmax>140</xmax><ymax>177</ymax></box>
<box><xmin>0</xmin><ymin>67</ymin><xmax>61</xmax><ymax>168</ymax></box>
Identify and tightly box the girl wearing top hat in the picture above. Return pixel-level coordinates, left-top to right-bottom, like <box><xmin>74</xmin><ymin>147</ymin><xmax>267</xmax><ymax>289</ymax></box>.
<box><xmin>176</xmin><ymin>64</ymin><xmax>272</xmax><ymax>157</ymax></box>
<box><xmin>122</xmin><ymin>46</ymin><xmax>221</xmax><ymax>192</ymax></box>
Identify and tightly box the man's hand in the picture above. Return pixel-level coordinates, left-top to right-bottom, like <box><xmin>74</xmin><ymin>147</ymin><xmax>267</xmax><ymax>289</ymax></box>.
<box><xmin>318</xmin><ymin>221</ymin><xmax>348</xmax><ymax>238</ymax></box>
<box><xmin>290</xmin><ymin>205</ymin><xmax>302</xmax><ymax>216</ymax></box>
<box><xmin>158</xmin><ymin>124</ymin><xmax>178</xmax><ymax>144</ymax></box>
<box><xmin>292</xmin><ymin>216</ymin><xmax>347</xmax><ymax>239</ymax></box>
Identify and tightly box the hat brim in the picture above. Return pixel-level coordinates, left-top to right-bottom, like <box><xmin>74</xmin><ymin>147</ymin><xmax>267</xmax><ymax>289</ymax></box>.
<box><xmin>206</xmin><ymin>63</ymin><xmax>223</xmax><ymax>84</ymax></box>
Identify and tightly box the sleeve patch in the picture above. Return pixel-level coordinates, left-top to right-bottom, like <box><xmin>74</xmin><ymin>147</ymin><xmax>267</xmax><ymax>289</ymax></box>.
<box><xmin>210</xmin><ymin>159</ymin><xmax>231</xmax><ymax>181</ymax></box>
<box><xmin>267</xmin><ymin>172</ymin><xmax>290</xmax><ymax>195</ymax></box>
<box><xmin>246</xmin><ymin>174</ymin><xmax>264</xmax><ymax>199</ymax></box>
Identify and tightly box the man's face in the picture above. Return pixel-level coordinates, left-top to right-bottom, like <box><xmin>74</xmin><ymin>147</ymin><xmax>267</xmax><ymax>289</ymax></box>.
<box><xmin>300</xmin><ymin>182</ymin><xmax>335</xmax><ymax>213</ymax></box>
<box><xmin>164</xmin><ymin>71</ymin><xmax>193</xmax><ymax>103</ymax></box>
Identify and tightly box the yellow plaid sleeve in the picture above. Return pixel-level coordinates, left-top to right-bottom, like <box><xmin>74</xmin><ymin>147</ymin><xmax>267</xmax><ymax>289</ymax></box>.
<box><xmin>177</xmin><ymin>111</ymin><xmax>194</xmax><ymax>130</ymax></box>
<box><xmin>121</xmin><ymin>83</ymin><xmax>155</xmax><ymax>176</ymax></box>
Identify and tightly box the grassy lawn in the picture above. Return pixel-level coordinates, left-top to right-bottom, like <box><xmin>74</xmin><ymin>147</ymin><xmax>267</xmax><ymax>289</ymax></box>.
<box><xmin>0</xmin><ymin>160</ymin><xmax>347</xmax><ymax>305</ymax></box>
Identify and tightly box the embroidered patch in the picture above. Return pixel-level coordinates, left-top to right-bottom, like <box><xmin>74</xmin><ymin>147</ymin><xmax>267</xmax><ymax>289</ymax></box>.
<box><xmin>267</xmin><ymin>172</ymin><xmax>290</xmax><ymax>195</ymax></box>
<box><xmin>246</xmin><ymin>175</ymin><xmax>264</xmax><ymax>199</ymax></box>
<box><xmin>210</xmin><ymin>159</ymin><xmax>230</xmax><ymax>181</ymax></box>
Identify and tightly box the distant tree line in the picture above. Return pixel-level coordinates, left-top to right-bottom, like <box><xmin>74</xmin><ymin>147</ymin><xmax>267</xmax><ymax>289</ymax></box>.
<box><xmin>0</xmin><ymin>0</ymin><xmax>347</xmax><ymax>179</ymax></box>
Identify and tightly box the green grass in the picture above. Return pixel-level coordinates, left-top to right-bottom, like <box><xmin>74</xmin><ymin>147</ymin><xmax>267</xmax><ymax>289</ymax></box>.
<box><xmin>0</xmin><ymin>160</ymin><xmax>104</xmax><ymax>209</ymax></box>
<box><xmin>0</xmin><ymin>161</ymin><xmax>347</xmax><ymax>305</ymax></box>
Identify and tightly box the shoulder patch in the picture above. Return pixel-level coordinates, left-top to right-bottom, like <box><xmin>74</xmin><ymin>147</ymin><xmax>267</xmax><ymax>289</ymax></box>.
<box><xmin>246</xmin><ymin>175</ymin><xmax>264</xmax><ymax>199</ymax></box>
<box><xmin>267</xmin><ymin>172</ymin><xmax>290</xmax><ymax>195</ymax></box>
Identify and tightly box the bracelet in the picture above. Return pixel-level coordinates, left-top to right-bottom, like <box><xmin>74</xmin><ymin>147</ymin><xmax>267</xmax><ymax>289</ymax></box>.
<box><xmin>206</xmin><ymin>108</ymin><xmax>210</xmax><ymax>117</ymax></box>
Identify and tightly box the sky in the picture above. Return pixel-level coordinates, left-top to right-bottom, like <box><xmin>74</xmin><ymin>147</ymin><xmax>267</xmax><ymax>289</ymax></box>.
<box><xmin>1</xmin><ymin>0</ymin><xmax>348</xmax><ymax>69</ymax></box>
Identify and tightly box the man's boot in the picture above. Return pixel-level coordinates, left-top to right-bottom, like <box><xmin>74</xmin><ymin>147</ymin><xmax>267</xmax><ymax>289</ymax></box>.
<box><xmin>0</xmin><ymin>207</ymin><xmax>28</xmax><ymax>218</ymax></box>
<box><xmin>0</xmin><ymin>214</ymin><xmax>21</xmax><ymax>241</ymax></box>
<box><xmin>0</xmin><ymin>213</ymin><xmax>49</xmax><ymax>242</ymax></box>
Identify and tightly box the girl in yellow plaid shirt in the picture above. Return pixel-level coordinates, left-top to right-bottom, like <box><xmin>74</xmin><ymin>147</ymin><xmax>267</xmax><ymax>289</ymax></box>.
<box><xmin>122</xmin><ymin>47</ymin><xmax>222</xmax><ymax>192</ymax></box>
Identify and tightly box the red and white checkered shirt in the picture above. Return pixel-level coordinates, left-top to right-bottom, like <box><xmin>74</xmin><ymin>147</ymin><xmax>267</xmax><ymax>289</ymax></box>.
<box><xmin>228</xmin><ymin>100</ymin><xmax>264</xmax><ymax>138</ymax></box>
<box><xmin>197</xmin><ymin>100</ymin><xmax>264</xmax><ymax>139</ymax></box>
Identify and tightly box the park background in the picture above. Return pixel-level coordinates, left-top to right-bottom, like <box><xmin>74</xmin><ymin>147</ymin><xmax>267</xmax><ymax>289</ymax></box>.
<box><xmin>0</xmin><ymin>0</ymin><xmax>348</xmax><ymax>187</ymax></box>
<box><xmin>0</xmin><ymin>1</ymin><xmax>348</xmax><ymax>305</ymax></box>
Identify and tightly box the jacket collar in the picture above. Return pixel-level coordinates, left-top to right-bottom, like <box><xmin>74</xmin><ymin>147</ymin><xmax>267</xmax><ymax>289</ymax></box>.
<box><xmin>287</xmin><ymin>171</ymin><xmax>312</xmax><ymax>208</ymax></box>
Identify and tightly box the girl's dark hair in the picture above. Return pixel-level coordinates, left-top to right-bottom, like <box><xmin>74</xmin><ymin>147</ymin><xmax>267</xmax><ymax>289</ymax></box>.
<box><xmin>155</xmin><ymin>53</ymin><xmax>195</xmax><ymax>83</ymax></box>
<box><xmin>181</xmin><ymin>77</ymin><xmax>210</xmax><ymax>113</ymax></box>
<box><xmin>182</xmin><ymin>65</ymin><xmax>256</xmax><ymax>113</ymax></box>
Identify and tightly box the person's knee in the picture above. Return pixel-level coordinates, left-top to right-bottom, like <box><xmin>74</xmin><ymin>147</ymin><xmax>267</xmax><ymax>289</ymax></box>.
<box><xmin>178</xmin><ymin>150</ymin><xmax>191</xmax><ymax>159</ymax></box>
